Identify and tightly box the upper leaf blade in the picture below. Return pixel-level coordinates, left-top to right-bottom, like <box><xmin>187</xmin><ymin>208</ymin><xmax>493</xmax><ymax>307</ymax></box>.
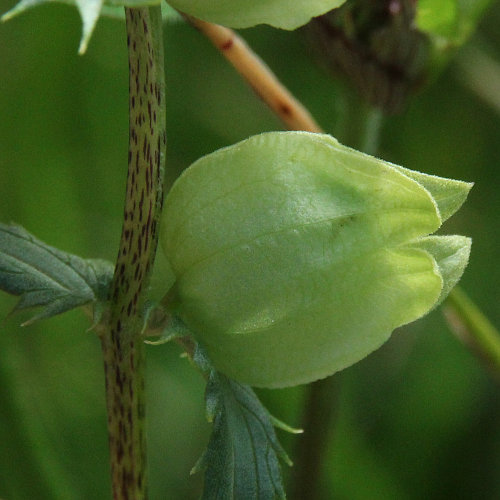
<box><xmin>0</xmin><ymin>223</ymin><xmax>114</xmax><ymax>324</ymax></box>
<box><xmin>166</xmin><ymin>0</ymin><xmax>347</xmax><ymax>30</ymax></box>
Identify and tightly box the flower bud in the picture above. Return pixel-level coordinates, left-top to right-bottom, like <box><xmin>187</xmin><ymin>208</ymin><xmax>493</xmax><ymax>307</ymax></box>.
<box><xmin>162</xmin><ymin>132</ymin><xmax>471</xmax><ymax>387</ymax></box>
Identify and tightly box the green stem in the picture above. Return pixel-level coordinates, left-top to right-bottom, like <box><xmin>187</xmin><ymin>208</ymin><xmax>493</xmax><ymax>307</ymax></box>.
<box><xmin>101</xmin><ymin>6</ymin><xmax>166</xmax><ymax>500</ymax></box>
<box><xmin>336</xmin><ymin>88</ymin><xmax>384</xmax><ymax>154</ymax></box>
<box><xmin>443</xmin><ymin>286</ymin><xmax>500</xmax><ymax>382</ymax></box>
<box><xmin>457</xmin><ymin>43</ymin><xmax>500</xmax><ymax>117</ymax></box>
<box><xmin>360</xmin><ymin>106</ymin><xmax>384</xmax><ymax>156</ymax></box>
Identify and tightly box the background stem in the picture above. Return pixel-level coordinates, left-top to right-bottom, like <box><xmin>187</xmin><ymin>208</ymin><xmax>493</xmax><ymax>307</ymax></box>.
<box><xmin>360</xmin><ymin>106</ymin><xmax>383</xmax><ymax>156</ymax></box>
<box><xmin>457</xmin><ymin>43</ymin><xmax>500</xmax><ymax>117</ymax></box>
<box><xmin>101</xmin><ymin>6</ymin><xmax>166</xmax><ymax>499</ymax></box>
<box><xmin>443</xmin><ymin>286</ymin><xmax>500</xmax><ymax>382</ymax></box>
<box><xmin>290</xmin><ymin>376</ymin><xmax>340</xmax><ymax>500</ymax></box>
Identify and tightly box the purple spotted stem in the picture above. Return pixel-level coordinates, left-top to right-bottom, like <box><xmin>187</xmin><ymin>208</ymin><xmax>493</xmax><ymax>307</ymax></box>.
<box><xmin>100</xmin><ymin>6</ymin><xmax>165</xmax><ymax>499</ymax></box>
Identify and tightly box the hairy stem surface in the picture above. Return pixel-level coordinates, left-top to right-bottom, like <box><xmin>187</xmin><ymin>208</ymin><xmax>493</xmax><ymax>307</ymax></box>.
<box><xmin>101</xmin><ymin>6</ymin><xmax>166</xmax><ymax>499</ymax></box>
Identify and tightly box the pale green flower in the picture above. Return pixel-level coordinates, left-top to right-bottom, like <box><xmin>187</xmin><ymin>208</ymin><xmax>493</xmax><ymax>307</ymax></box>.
<box><xmin>162</xmin><ymin>132</ymin><xmax>471</xmax><ymax>387</ymax></box>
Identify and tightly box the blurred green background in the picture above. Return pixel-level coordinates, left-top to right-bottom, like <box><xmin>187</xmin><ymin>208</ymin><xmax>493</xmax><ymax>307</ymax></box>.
<box><xmin>0</xmin><ymin>1</ymin><xmax>499</xmax><ymax>499</ymax></box>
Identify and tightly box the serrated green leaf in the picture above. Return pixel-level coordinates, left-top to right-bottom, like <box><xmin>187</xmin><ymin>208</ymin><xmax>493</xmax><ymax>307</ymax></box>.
<box><xmin>192</xmin><ymin>349</ymin><xmax>290</xmax><ymax>500</ymax></box>
<box><xmin>410</xmin><ymin>235</ymin><xmax>472</xmax><ymax>307</ymax></box>
<box><xmin>76</xmin><ymin>0</ymin><xmax>104</xmax><ymax>53</ymax></box>
<box><xmin>1</xmin><ymin>0</ymin><xmax>179</xmax><ymax>52</ymax></box>
<box><xmin>0</xmin><ymin>223</ymin><xmax>114</xmax><ymax>325</ymax></box>
<box><xmin>162</xmin><ymin>131</ymin><xmax>471</xmax><ymax>387</ymax></box>
<box><xmin>166</xmin><ymin>0</ymin><xmax>346</xmax><ymax>30</ymax></box>
<box><xmin>1</xmin><ymin>0</ymin><xmax>105</xmax><ymax>53</ymax></box>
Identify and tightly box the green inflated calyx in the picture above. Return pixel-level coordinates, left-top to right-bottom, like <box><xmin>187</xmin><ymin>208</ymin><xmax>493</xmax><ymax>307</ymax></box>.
<box><xmin>161</xmin><ymin>132</ymin><xmax>471</xmax><ymax>388</ymax></box>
